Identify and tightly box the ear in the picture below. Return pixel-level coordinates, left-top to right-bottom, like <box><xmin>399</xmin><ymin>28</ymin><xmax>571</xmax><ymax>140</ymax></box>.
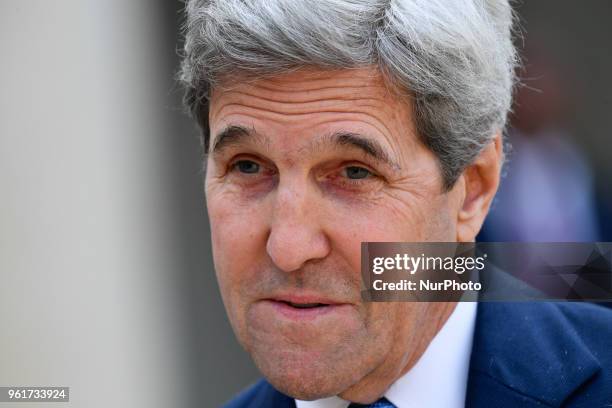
<box><xmin>454</xmin><ymin>133</ymin><xmax>503</xmax><ymax>242</ymax></box>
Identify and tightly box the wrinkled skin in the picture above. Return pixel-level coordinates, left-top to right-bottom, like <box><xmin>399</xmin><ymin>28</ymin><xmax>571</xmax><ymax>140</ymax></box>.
<box><xmin>205</xmin><ymin>68</ymin><xmax>502</xmax><ymax>403</ymax></box>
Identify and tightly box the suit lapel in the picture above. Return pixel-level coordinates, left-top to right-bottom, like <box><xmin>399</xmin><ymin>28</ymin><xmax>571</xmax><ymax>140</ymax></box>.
<box><xmin>465</xmin><ymin>302</ymin><xmax>600</xmax><ymax>407</ymax></box>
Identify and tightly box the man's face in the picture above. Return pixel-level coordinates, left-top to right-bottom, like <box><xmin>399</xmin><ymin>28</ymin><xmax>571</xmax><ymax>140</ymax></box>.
<box><xmin>206</xmin><ymin>68</ymin><xmax>466</xmax><ymax>401</ymax></box>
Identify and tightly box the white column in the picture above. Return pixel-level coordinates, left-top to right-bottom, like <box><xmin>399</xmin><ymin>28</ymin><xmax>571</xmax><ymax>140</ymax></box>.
<box><xmin>0</xmin><ymin>1</ymin><xmax>187</xmax><ymax>406</ymax></box>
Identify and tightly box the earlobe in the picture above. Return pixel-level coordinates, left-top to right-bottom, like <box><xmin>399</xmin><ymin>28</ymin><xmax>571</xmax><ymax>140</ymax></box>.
<box><xmin>456</xmin><ymin>134</ymin><xmax>503</xmax><ymax>242</ymax></box>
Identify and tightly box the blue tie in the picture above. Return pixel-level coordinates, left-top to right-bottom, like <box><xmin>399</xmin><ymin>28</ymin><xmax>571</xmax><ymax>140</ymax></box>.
<box><xmin>348</xmin><ymin>397</ymin><xmax>396</xmax><ymax>408</ymax></box>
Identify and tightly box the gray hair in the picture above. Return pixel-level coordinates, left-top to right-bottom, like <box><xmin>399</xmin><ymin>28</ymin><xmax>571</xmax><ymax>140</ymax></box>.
<box><xmin>180</xmin><ymin>0</ymin><xmax>518</xmax><ymax>190</ymax></box>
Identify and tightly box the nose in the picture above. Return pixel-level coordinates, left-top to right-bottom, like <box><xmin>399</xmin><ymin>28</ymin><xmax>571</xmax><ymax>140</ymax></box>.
<box><xmin>266</xmin><ymin>180</ymin><xmax>331</xmax><ymax>272</ymax></box>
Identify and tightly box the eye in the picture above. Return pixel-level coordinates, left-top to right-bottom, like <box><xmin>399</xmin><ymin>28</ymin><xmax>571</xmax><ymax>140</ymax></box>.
<box><xmin>234</xmin><ymin>160</ymin><xmax>260</xmax><ymax>174</ymax></box>
<box><xmin>343</xmin><ymin>166</ymin><xmax>372</xmax><ymax>180</ymax></box>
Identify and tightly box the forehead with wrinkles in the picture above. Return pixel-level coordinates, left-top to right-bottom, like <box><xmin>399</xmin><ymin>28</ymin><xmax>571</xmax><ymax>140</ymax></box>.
<box><xmin>208</xmin><ymin>68</ymin><xmax>421</xmax><ymax>169</ymax></box>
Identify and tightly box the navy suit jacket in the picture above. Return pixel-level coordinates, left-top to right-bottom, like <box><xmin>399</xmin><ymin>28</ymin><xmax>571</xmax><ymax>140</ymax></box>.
<box><xmin>223</xmin><ymin>302</ymin><xmax>612</xmax><ymax>407</ymax></box>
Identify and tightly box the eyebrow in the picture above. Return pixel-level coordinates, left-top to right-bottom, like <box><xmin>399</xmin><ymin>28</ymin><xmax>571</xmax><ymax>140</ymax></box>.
<box><xmin>210</xmin><ymin>125</ymin><xmax>400</xmax><ymax>170</ymax></box>
<box><xmin>210</xmin><ymin>125</ymin><xmax>263</xmax><ymax>154</ymax></box>
<box><xmin>329</xmin><ymin>131</ymin><xmax>400</xmax><ymax>170</ymax></box>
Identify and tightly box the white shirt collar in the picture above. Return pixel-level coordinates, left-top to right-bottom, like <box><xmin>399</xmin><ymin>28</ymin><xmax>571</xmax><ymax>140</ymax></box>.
<box><xmin>295</xmin><ymin>302</ymin><xmax>478</xmax><ymax>408</ymax></box>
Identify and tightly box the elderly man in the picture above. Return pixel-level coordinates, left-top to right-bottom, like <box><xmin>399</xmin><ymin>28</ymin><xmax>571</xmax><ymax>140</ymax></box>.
<box><xmin>180</xmin><ymin>0</ymin><xmax>612</xmax><ymax>407</ymax></box>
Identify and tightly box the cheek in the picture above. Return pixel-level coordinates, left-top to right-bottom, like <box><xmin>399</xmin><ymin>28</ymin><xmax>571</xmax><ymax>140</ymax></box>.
<box><xmin>378</xmin><ymin>192</ymin><xmax>456</xmax><ymax>238</ymax></box>
<box><xmin>316</xmin><ymin>206</ymin><xmax>401</xmax><ymax>298</ymax></box>
<box><xmin>207</xmin><ymin>176</ymin><xmax>269</xmax><ymax>260</ymax></box>
<box><xmin>206</xmin><ymin>185</ymin><xmax>270</xmax><ymax>320</ymax></box>
<box><xmin>325</xmin><ymin>194</ymin><xmax>456</xmax><ymax>275</ymax></box>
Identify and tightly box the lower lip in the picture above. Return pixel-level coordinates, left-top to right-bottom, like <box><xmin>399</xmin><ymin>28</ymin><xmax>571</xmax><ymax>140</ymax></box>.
<box><xmin>262</xmin><ymin>300</ymin><xmax>351</xmax><ymax>321</ymax></box>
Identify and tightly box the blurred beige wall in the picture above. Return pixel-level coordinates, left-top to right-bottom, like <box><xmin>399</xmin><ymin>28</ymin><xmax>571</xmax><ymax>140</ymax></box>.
<box><xmin>0</xmin><ymin>1</ymin><xmax>190</xmax><ymax>406</ymax></box>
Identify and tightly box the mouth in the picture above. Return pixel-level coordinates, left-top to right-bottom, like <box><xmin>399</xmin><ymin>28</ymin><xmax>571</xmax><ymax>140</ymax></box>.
<box><xmin>260</xmin><ymin>294</ymin><xmax>351</xmax><ymax>321</ymax></box>
<box><xmin>280</xmin><ymin>301</ymin><xmax>330</xmax><ymax>309</ymax></box>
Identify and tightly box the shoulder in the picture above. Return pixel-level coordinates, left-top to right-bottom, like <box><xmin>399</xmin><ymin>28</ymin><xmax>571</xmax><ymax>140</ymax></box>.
<box><xmin>222</xmin><ymin>379</ymin><xmax>295</xmax><ymax>408</ymax></box>
<box><xmin>468</xmin><ymin>302</ymin><xmax>612</xmax><ymax>407</ymax></box>
<box><xmin>475</xmin><ymin>302</ymin><xmax>612</xmax><ymax>351</ymax></box>
<box><xmin>474</xmin><ymin>302</ymin><xmax>612</xmax><ymax>372</ymax></box>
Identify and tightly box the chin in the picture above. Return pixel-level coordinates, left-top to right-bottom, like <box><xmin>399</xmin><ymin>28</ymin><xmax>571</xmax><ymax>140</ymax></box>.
<box><xmin>263</xmin><ymin>365</ymin><xmax>354</xmax><ymax>401</ymax></box>
<box><xmin>250</xmin><ymin>347</ymin><xmax>364</xmax><ymax>400</ymax></box>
